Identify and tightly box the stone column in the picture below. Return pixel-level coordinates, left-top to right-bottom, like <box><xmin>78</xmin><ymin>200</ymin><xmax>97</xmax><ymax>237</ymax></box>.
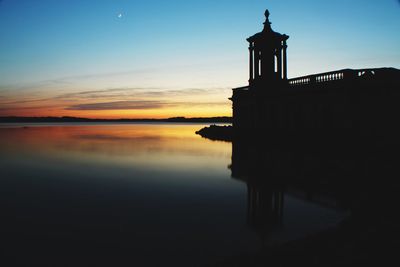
<box><xmin>254</xmin><ymin>49</ymin><xmax>259</xmax><ymax>79</ymax></box>
<box><xmin>249</xmin><ymin>44</ymin><xmax>254</xmax><ymax>82</ymax></box>
<box><xmin>277</xmin><ymin>47</ymin><xmax>282</xmax><ymax>80</ymax></box>
<box><xmin>283</xmin><ymin>42</ymin><xmax>288</xmax><ymax>80</ymax></box>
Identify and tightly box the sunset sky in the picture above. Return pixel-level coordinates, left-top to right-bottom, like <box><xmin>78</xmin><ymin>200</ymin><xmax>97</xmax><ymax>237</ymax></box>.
<box><xmin>0</xmin><ymin>0</ymin><xmax>399</xmax><ymax>118</ymax></box>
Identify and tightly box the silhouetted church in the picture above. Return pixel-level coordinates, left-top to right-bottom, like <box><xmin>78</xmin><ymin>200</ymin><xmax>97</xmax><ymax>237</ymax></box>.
<box><xmin>231</xmin><ymin>9</ymin><xmax>400</xmax><ymax>137</ymax></box>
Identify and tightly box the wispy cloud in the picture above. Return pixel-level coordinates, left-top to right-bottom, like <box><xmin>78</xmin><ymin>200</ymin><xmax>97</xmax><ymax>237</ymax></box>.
<box><xmin>55</xmin><ymin>87</ymin><xmax>229</xmax><ymax>101</ymax></box>
<box><xmin>0</xmin><ymin>68</ymin><xmax>157</xmax><ymax>92</ymax></box>
<box><xmin>65</xmin><ymin>100</ymin><xmax>170</xmax><ymax>110</ymax></box>
<box><xmin>0</xmin><ymin>104</ymin><xmax>59</xmax><ymax>112</ymax></box>
<box><xmin>55</xmin><ymin>87</ymin><xmax>154</xmax><ymax>101</ymax></box>
<box><xmin>0</xmin><ymin>81</ymin><xmax>231</xmax><ymax>116</ymax></box>
<box><xmin>65</xmin><ymin>99</ymin><xmax>229</xmax><ymax>111</ymax></box>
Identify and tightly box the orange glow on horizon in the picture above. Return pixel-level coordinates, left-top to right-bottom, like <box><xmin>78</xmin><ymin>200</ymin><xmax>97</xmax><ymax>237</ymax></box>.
<box><xmin>0</xmin><ymin>105</ymin><xmax>232</xmax><ymax>119</ymax></box>
<box><xmin>0</xmin><ymin>86</ymin><xmax>232</xmax><ymax>119</ymax></box>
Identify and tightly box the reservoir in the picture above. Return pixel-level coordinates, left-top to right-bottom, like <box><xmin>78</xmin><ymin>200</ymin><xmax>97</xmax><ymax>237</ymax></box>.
<box><xmin>0</xmin><ymin>123</ymin><xmax>344</xmax><ymax>266</ymax></box>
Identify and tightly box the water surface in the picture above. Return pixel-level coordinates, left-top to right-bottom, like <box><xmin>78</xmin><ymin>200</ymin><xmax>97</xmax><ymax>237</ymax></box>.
<box><xmin>0</xmin><ymin>123</ymin><xmax>344</xmax><ymax>266</ymax></box>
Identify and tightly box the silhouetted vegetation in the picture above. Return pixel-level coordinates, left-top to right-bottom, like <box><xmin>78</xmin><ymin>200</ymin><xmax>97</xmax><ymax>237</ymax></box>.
<box><xmin>196</xmin><ymin>125</ymin><xmax>233</xmax><ymax>141</ymax></box>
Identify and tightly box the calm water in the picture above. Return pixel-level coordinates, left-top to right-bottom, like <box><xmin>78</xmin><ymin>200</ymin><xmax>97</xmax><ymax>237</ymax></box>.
<box><xmin>0</xmin><ymin>123</ymin><xmax>344</xmax><ymax>266</ymax></box>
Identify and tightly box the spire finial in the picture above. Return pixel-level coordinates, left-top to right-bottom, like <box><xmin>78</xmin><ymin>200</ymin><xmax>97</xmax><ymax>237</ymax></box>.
<box><xmin>263</xmin><ymin>9</ymin><xmax>272</xmax><ymax>30</ymax></box>
<box><xmin>265</xmin><ymin>9</ymin><xmax>270</xmax><ymax>20</ymax></box>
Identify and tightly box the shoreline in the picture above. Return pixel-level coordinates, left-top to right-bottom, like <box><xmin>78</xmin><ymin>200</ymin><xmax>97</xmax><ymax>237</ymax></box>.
<box><xmin>0</xmin><ymin>116</ymin><xmax>232</xmax><ymax>124</ymax></box>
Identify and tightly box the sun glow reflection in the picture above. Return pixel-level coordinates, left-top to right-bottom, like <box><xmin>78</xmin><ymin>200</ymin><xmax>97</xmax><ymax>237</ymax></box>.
<box><xmin>0</xmin><ymin>124</ymin><xmax>231</xmax><ymax>173</ymax></box>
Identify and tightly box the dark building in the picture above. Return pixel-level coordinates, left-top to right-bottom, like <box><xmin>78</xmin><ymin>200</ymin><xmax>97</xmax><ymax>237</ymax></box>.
<box><xmin>231</xmin><ymin>9</ymin><xmax>400</xmax><ymax>138</ymax></box>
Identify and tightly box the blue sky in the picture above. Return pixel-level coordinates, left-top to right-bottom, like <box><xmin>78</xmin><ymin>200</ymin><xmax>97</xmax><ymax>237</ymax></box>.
<box><xmin>0</xmin><ymin>0</ymin><xmax>399</xmax><ymax>118</ymax></box>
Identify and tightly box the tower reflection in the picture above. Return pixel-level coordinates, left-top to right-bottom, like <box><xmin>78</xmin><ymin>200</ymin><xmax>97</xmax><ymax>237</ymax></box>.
<box><xmin>246</xmin><ymin>183</ymin><xmax>284</xmax><ymax>235</ymax></box>
<box><xmin>230</xmin><ymin>138</ymin><xmax>287</xmax><ymax>237</ymax></box>
<box><xmin>229</xmin><ymin>136</ymin><xmax>349</xmax><ymax>241</ymax></box>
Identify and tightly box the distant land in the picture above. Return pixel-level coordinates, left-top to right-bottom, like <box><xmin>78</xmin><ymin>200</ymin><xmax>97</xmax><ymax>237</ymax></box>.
<box><xmin>0</xmin><ymin>116</ymin><xmax>232</xmax><ymax>124</ymax></box>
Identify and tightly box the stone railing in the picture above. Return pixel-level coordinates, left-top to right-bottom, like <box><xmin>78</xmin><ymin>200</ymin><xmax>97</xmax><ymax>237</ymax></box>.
<box><xmin>288</xmin><ymin>68</ymin><xmax>383</xmax><ymax>87</ymax></box>
<box><xmin>288</xmin><ymin>70</ymin><xmax>349</xmax><ymax>86</ymax></box>
<box><xmin>232</xmin><ymin>68</ymin><xmax>397</xmax><ymax>92</ymax></box>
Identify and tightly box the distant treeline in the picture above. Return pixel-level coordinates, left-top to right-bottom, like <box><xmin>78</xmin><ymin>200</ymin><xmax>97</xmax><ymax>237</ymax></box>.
<box><xmin>0</xmin><ymin>116</ymin><xmax>232</xmax><ymax>123</ymax></box>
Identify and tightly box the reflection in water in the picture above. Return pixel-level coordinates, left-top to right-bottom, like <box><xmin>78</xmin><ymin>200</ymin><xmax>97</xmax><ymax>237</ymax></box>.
<box><xmin>0</xmin><ymin>123</ymin><xmax>346</xmax><ymax>266</ymax></box>
<box><xmin>0</xmin><ymin>124</ymin><xmax>231</xmax><ymax>171</ymax></box>
<box><xmin>246</xmin><ymin>184</ymin><xmax>284</xmax><ymax>236</ymax></box>
<box><xmin>226</xmin><ymin>134</ymin><xmax>400</xmax><ymax>265</ymax></box>
<box><xmin>230</xmin><ymin>137</ymin><xmax>347</xmax><ymax>244</ymax></box>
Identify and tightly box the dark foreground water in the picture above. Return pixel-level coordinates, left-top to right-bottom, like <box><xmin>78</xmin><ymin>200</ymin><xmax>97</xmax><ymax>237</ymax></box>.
<box><xmin>0</xmin><ymin>123</ymin><xmax>344</xmax><ymax>266</ymax></box>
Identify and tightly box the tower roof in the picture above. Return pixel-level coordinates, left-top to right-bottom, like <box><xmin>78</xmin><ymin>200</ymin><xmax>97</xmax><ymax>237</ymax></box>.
<box><xmin>247</xmin><ymin>9</ymin><xmax>289</xmax><ymax>43</ymax></box>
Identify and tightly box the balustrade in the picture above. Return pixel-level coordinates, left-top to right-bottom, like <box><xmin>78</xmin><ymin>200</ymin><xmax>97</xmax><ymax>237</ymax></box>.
<box><xmin>288</xmin><ymin>68</ymin><xmax>379</xmax><ymax>87</ymax></box>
